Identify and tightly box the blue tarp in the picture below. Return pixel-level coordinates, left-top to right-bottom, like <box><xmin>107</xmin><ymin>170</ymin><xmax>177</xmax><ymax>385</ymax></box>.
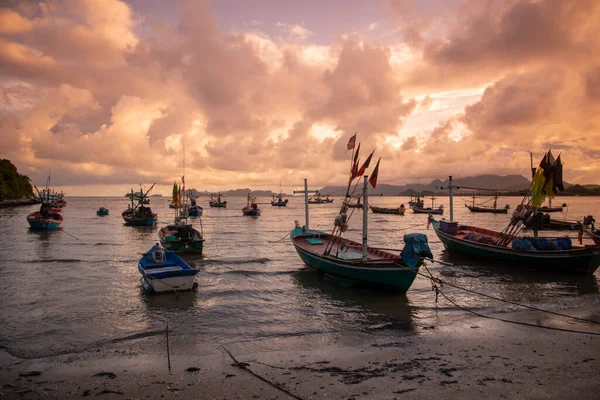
<box><xmin>401</xmin><ymin>233</ymin><xmax>433</xmax><ymax>269</ymax></box>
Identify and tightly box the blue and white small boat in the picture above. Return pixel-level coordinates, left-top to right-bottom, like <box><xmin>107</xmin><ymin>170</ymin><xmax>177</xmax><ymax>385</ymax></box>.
<box><xmin>187</xmin><ymin>197</ymin><xmax>203</xmax><ymax>216</ymax></box>
<box><xmin>138</xmin><ymin>244</ymin><xmax>199</xmax><ymax>293</ymax></box>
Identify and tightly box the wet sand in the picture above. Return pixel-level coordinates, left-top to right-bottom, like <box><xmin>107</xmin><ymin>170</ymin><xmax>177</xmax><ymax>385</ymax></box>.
<box><xmin>1</xmin><ymin>309</ymin><xmax>598</xmax><ymax>400</ymax></box>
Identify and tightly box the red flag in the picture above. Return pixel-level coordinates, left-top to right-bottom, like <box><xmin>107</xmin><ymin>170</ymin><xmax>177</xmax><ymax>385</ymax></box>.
<box><xmin>349</xmin><ymin>160</ymin><xmax>359</xmax><ymax>181</ymax></box>
<box><xmin>368</xmin><ymin>158</ymin><xmax>381</xmax><ymax>188</ymax></box>
<box><xmin>357</xmin><ymin>150</ymin><xmax>374</xmax><ymax>177</ymax></box>
<box><xmin>347</xmin><ymin>133</ymin><xmax>356</xmax><ymax>150</ymax></box>
<box><xmin>353</xmin><ymin>143</ymin><xmax>360</xmax><ymax>163</ymax></box>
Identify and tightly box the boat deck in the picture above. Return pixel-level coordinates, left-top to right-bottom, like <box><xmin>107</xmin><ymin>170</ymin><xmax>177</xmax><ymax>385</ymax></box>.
<box><xmin>293</xmin><ymin>233</ymin><xmax>400</xmax><ymax>263</ymax></box>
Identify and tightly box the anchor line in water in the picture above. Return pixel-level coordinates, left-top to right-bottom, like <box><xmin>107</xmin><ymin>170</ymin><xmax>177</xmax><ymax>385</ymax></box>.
<box><xmin>267</xmin><ymin>231</ymin><xmax>291</xmax><ymax>243</ymax></box>
<box><xmin>59</xmin><ymin>229</ymin><xmax>84</xmax><ymax>242</ymax></box>
<box><xmin>389</xmin><ymin>259</ymin><xmax>600</xmax><ymax>334</ymax></box>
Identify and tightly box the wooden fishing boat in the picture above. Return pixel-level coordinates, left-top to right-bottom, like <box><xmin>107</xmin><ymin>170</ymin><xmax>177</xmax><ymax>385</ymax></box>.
<box><xmin>242</xmin><ymin>193</ymin><xmax>261</xmax><ymax>216</ymax></box>
<box><xmin>431</xmin><ymin>217</ymin><xmax>600</xmax><ymax>274</ymax></box>
<box><xmin>187</xmin><ymin>197</ymin><xmax>203</xmax><ymax>216</ymax></box>
<box><xmin>370</xmin><ymin>205</ymin><xmax>405</xmax><ymax>215</ymax></box>
<box><xmin>412</xmin><ymin>195</ymin><xmax>443</xmax><ymax>214</ymax></box>
<box><xmin>465</xmin><ymin>194</ymin><xmax>509</xmax><ymax>214</ymax></box>
<box><xmin>138</xmin><ymin>244</ymin><xmax>199</xmax><ymax>293</ymax></box>
<box><xmin>271</xmin><ymin>192</ymin><xmax>289</xmax><ymax>207</ymax></box>
<box><xmin>308</xmin><ymin>193</ymin><xmax>333</xmax><ymax>204</ymax></box>
<box><xmin>291</xmin><ymin>138</ymin><xmax>432</xmax><ymax>292</ymax></box>
<box><xmin>431</xmin><ymin>165</ymin><xmax>600</xmax><ymax>274</ymax></box>
<box><xmin>158</xmin><ymin>223</ymin><xmax>203</xmax><ymax>254</ymax></box>
<box><xmin>96</xmin><ymin>207</ymin><xmax>109</xmax><ymax>216</ymax></box>
<box><xmin>209</xmin><ymin>192</ymin><xmax>227</xmax><ymax>208</ymax></box>
<box><xmin>536</xmin><ymin>205</ymin><xmax>564</xmax><ymax>212</ymax></box>
<box><xmin>28</xmin><ymin>186</ymin><xmax>64</xmax><ymax>229</ymax></box>
<box><xmin>412</xmin><ymin>205</ymin><xmax>443</xmax><ymax>214</ymax></box>
<box><xmin>122</xmin><ymin>186</ymin><xmax>157</xmax><ymax>226</ymax></box>
<box><xmin>408</xmin><ymin>194</ymin><xmax>424</xmax><ymax>208</ymax></box>
<box><xmin>27</xmin><ymin>209</ymin><xmax>63</xmax><ymax>229</ymax></box>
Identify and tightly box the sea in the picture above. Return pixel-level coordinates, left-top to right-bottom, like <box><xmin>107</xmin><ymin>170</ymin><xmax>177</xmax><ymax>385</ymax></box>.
<box><xmin>1</xmin><ymin>195</ymin><xmax>599</xmax><ymax>360</ymax></box>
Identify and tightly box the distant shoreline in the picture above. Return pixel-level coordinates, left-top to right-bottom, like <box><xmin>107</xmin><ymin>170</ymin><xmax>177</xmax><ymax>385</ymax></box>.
<box><xmin>0</xmin><ymin>198</ymin><xmax>39</xmax><ymax>208</ymax></box>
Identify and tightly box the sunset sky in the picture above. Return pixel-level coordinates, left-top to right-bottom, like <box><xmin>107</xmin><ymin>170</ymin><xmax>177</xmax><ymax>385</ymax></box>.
<box><xmin>1</xmin><ymin>0</ymin><xmax>599</xmax><ymax>196</ymax></box>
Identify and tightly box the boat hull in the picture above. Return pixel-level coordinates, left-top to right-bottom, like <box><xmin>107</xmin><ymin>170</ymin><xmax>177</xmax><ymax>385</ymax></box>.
<box><xmin>209</xmin><ymin>202</ymin><xmax>227</xmax><ymax>208</ymax></box>
<box><xmin>370</xmin><ymin>206</ymin><xmax>404</xmax><ymax>215</ymax></box>
<box><xmin>432</xmin><ymin>222</ymin><xmax>600</xmax><ymax>274</ymax></box>
<box><xmin>242</xmin><ymin>208</ymin><xmax>261</xmax><ymax>216</ymax></box>
<box><xmin>291</xmin><ymin>228</ymin><xmax>420</xmax><ymax>292</ymax></box>
<box><xmin>188</xmin><ymin>206</ymin><xmax>203</xmax><ymax>216</ymax></box>
<box><xmin>158</xmin><ymin>225</ymin><xmax>204</xmax><ymax>254</ymax></box>
<box><xmin>138</xmin><ymin>245</ymin><xmax>199</xmax><ymax>293</ymax></box>
<box><xmin>465</xmin><ymin>205</ymin><xmax>508</xmax><ymax>214</ymax></box>
<box><xmin>140</xmin><ymin>275</ymin><xmax>197</xmax><ymax>293</ymax></box>
<box><xmin>412</xmin><ymin>206</ymin><xmax>443</xmax><ymax>214</ymax></box>
<box><xmin>537</xmin><ymin>207</ymin><xmax>563</xmax><ymax>213</ymax></box>
<box><xmin>27</xmin><ymin>212</ymin><xmax>63</xmax><ymax>230</ymax></box>
<box><xmin>123</xmin><ymin>216</ymin><xmax>156</xmax><ymax>226</ymax></box>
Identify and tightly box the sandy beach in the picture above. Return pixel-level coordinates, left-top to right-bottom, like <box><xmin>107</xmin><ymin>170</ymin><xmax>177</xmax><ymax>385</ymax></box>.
<box><xmin>2</xmin><ymin>307</ymin><xmax>598</xmax><ymax>400</ymax></box>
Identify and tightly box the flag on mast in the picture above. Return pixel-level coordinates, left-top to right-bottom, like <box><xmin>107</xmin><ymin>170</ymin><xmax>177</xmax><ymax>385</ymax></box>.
<box><xmin>347</xmin><ymin>133</ymin><xmax>356</xmax><ymax>150</ymax></box>
<box><xmin>357</xmin><ymin>150</ymin><xmax>374</xmax><ymax>177</ymax></box>
<box><xmin>353</xmin><ymin>143</ymin><xmax>360</xmax><ymax>163</ymax></box>
<box><xmin>368</xmin><ymin>158</ymin><xmax>381</xmax><ymax>188</ymax></box>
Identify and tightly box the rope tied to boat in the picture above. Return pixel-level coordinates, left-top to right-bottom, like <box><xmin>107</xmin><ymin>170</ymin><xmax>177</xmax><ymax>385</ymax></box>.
<box><xmin>422</xmin><ymin>263</ymin><xmax>443</xmax><ymax>305</ymax></box>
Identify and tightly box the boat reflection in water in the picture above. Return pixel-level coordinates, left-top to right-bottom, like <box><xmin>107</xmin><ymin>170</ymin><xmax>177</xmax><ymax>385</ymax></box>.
<box><xmin>292</xmin><ymin>268</ymin><xmax>418</xmax><ymax>334</ymax></box>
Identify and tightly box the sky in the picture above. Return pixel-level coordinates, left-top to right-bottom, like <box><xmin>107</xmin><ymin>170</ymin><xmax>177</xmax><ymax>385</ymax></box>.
<box><xmin>1</xmin><ymin>0</ymin><xmax>600</xmax><ymax>196</ymax></box>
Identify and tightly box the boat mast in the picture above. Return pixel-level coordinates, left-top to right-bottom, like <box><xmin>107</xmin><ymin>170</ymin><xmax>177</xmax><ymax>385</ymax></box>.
<box><xmin>293</xmin><ymin>179</ymin><xmax>318</xmax><ymax>230</ymax></box>
<box><xmin>449</xmin><ymin>176</ymin><xmax>454</xmax><ymax>222</ymax></box>
<box><xmin>362</xmin><ymin>176</ymin><xmax>368</xmax><ymax>260</ymax></box>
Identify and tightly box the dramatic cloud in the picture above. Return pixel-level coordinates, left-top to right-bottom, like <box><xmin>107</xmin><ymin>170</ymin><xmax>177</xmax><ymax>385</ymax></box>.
<box><xmin>1</xmin><ymin>0</ymin><xmax>600</xmax><ymax>194</ymax></box>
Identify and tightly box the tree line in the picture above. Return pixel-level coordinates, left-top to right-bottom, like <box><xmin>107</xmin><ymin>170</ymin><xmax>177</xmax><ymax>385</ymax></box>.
<box><xmin>0</xmin><ymin>159</ymin><xmax>34</xmax><ymax>201</ymax></box>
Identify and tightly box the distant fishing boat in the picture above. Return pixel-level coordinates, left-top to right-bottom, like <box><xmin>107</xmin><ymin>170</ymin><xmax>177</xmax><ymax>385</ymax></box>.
<box><xmin>291</xmin><ymin>136</ymin><xmax>432</xmax><ymax>292</ymax></box>
<box><xmin>465</xmin><ymin>193</ymin><xmax>510</xmax><ymax>214</ymax></box>
<box><xmin>408</xmin><ymin>193</ymin><xmax>424</xmax><ymax>208</ymax></box>
<box><xmin>345</xmin><ymin>196</ymin><xmax>363</xmax><ymax>209</ymax></box>
<box><xmin>138</xmin><ymin>244</ymin><xmax>199</xmax><ymax>293</ymax></box>
<box><xmin>96</xmin><ymin>207</ymin><xmax>109</xmax><ymax>216</ymax></box>
<box><xmin>370</xmin><ymin>204</ymin><xmax>405</xmax><ymax>215</ymax></box>
<box><xmin>209</xmin><ymin>192</ymin><xmax>227</xmax><ymax>208</ymax></box>
<box><xmin>411</xmin><ymin>195</ymin><xmax>443</xmax><ymax>214</ymax></box>
<box><xmin>242</xmin><ymin>193</ymin><xmax>261</xmax><ymax>216</ymax></box>
<box><xmin>28</xmin><ymin>181</ymin><xmax>63</xmax><ymax>229</ymax></box>
<box><xmin>523</xmin><ymin>213</ymin><xmax>579</xmax><ymax>231</ymax></box>
<box><xmin>271</xmin><ymin>189</ymin><xmax>289</xmax><ymax>207</ymax></box>
<box><xmin>122</xmin><ymin>185</ymin><xmax>157</xmax><ymax>226</ymax></box>
<box><xmin>187</xmin><ymin>196</ymin><xmax>203</xmax><ymax>216</ymax></box>
<box><xmin>308</xmin><ymin>193</ymin><xmax>333</xmax><ymax>204</ymax></box>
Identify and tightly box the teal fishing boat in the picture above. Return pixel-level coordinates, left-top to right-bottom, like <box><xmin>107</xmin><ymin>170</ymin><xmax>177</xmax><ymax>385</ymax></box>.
<box><xmin>96</xmin><ymin>207</ymin><xmax>109</xmax><ymax>216</ymax></box>
<box><xmin>290</xmin><ymin>136</ymin><xmax>432</xmax><ymax>292</ymax></box>
<box><xmin>209</xmin><ymin>192</ymin><xmax>227</xmax><ymax>208</ymax></box>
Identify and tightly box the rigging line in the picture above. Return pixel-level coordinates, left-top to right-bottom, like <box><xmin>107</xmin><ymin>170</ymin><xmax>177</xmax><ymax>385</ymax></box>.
<box><xmin>437</xmin><ymin>289</ymin><xmax>600</xmax><ymax>336</ymax></box>
<box><xmin>267</xmin><ymin>231</ymin><xmax>291</xmax><ymax>243</ymax></box>
<box><xmin>222</xmin><ymin>345</ymin><xmax>306</xmax><ymax>400</ymax></box>
<box><xmin>391</xmin><ymin>260</ymin><xmax>600</xmax><ymax>326</ymax></box>
<box><xmin>59</xmin><ymin>229</ymin><xmax>84</xmax><ymax>242</ymax></box>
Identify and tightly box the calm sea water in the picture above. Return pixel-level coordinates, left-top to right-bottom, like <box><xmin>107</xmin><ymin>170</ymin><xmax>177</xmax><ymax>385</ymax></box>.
<box><xmin>1</xmin><ymin>195</ymin><xmax>599</xmax><ymax>359</ymax></box>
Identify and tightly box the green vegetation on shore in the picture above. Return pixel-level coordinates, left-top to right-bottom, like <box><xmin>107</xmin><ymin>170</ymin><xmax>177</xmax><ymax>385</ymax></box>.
<box><xmin>0</xmin><ymin>159</ymin><xmax>34</xmax><ymax>201</ymax></box>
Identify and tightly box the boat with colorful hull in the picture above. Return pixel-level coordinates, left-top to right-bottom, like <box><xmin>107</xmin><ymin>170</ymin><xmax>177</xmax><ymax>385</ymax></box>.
<box><xmin>122</xmin><ymin>186</ymin><xmax>157</xmax><ymax>226</ymax></box>
<box><xmin>431</xmin><ymin>217</ymin><xmax>600</xmax><ymax>274</ymax></box>
<box><xmin>465</xmin><ymin>194</ymin><xmax>509</xmax><ymax>214</ymax></box>
<box><xmin>158</xmin><ymin>223</ymin><xmax>204</xmax><ymax>254</ymax></box>
<box><xmin>27</xmin><ymin>210</ymin><xmax>63</xmax><ymax>229</ymax></box>
<box><xmin>138</xmin><ymin>244</ymin><xmax>199</xmax><ymax>293</ymax></box>
<box><xmin>291</xmin><ymin>137</ymin><xmax>432</xmax><ymax>292</ymax></box>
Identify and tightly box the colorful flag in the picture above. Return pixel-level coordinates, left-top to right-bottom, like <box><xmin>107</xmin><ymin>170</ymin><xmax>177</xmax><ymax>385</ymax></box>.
<box><xmin>353</xmin><ymin>143</ymin><xmax>360</xmax><ymax>163</ymax></box>
<box><xmin>349</xmin><ymin>159</ymin><xmax>359</xmax><ymax>182</ymax></box>
<box><xmin>368</xmin><ymin>158</ymin><xmax>381</xmax><ymax>188</ymax></box>
<box><xmin>347</xmin><ymin>133</ymin><xmax>356</xmax><ymax>150</ymax></box>
<box><xmin>357</xmin><ymin>150</ymin><xmax>374</xmax><ymax>177</ymax></box>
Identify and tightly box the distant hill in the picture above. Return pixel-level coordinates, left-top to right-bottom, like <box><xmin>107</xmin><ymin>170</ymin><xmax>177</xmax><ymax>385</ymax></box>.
<box><xmin>319</xmin><ymin>174</ymin><xmax>536</xmax><ymax>196</ymax></box>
